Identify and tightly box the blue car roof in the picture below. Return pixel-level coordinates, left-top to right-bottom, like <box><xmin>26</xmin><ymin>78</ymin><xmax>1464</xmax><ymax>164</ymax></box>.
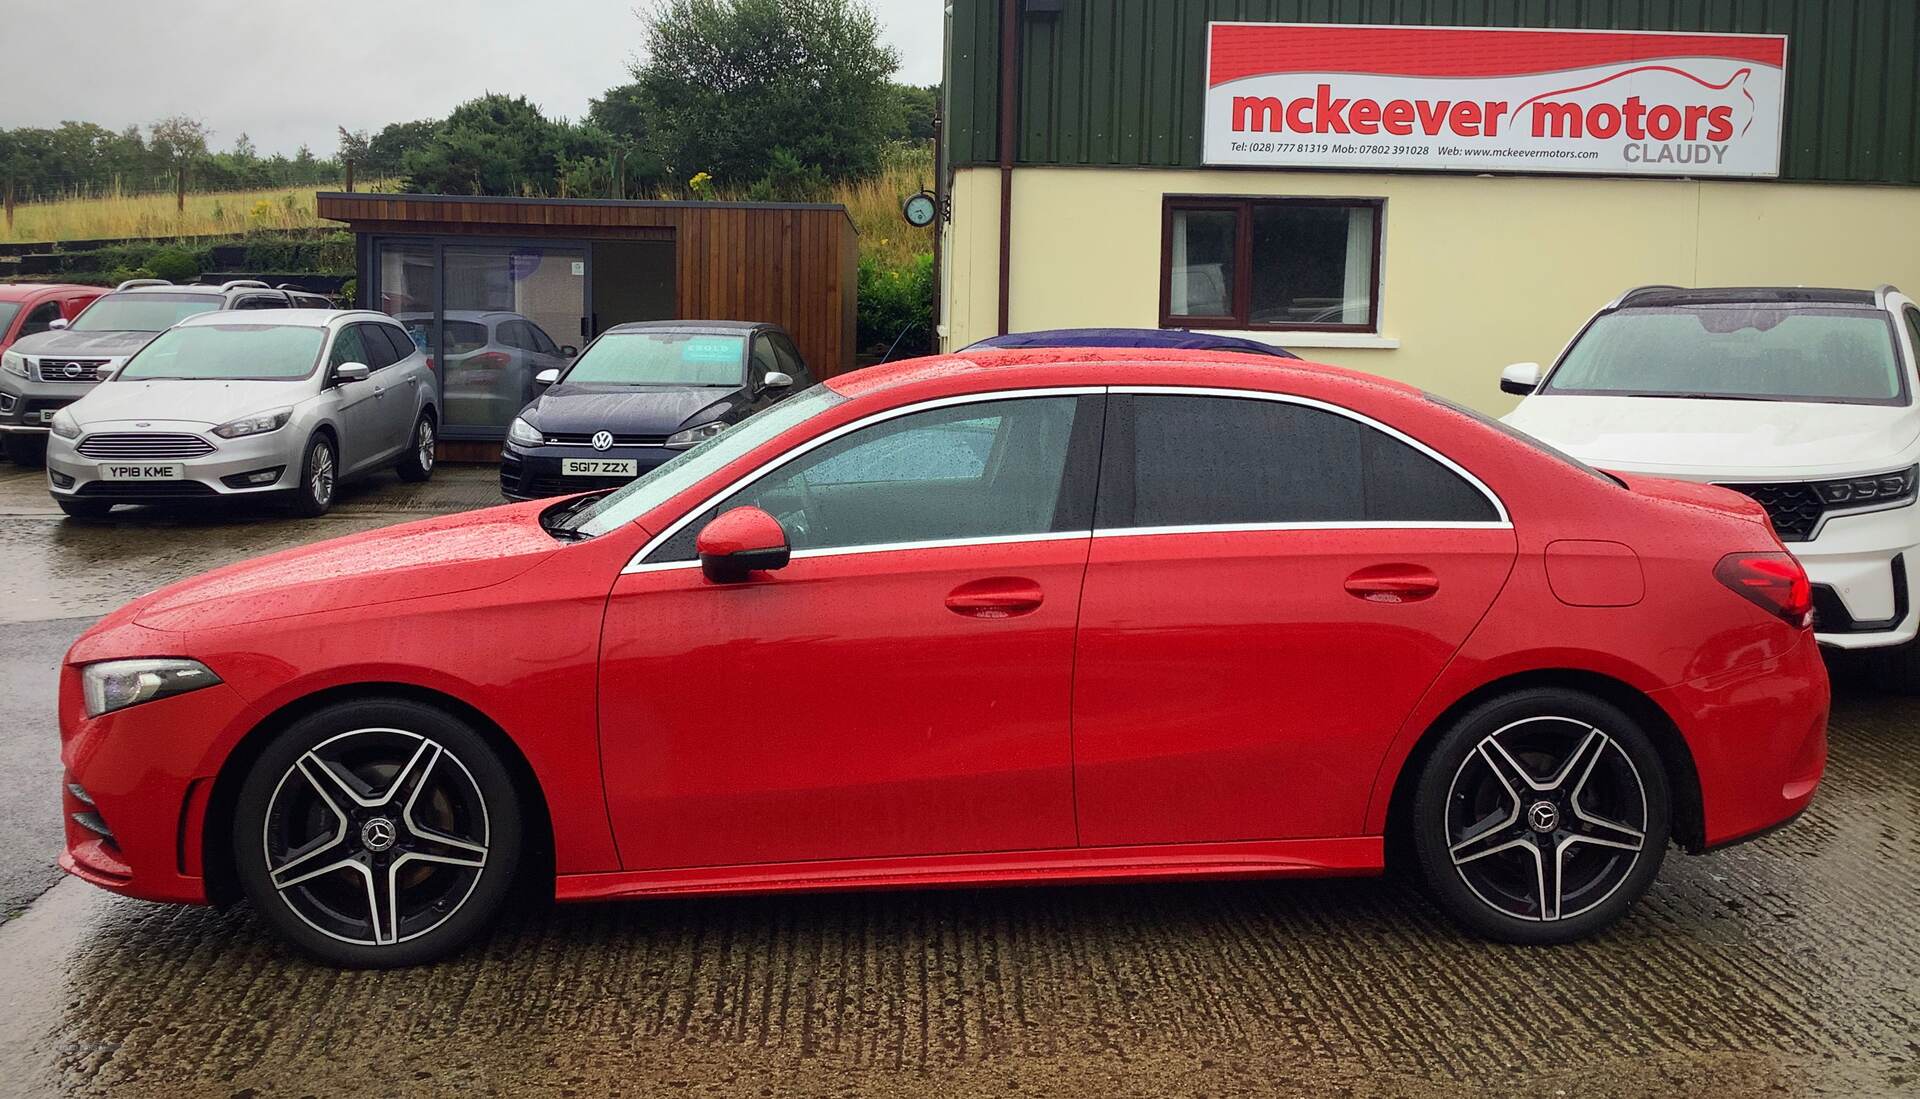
<box><xmin>964</xmin><ymin>328</ymin><xmax>1297</xmax><ymax>359</ymax></box>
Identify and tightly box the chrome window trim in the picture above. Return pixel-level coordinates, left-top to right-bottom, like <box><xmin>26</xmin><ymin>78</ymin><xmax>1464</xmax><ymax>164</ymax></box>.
<box><xmin>620</xmin><ymin>387</ymin><xmax>1106</xmax><ymax>573</ymax></box>
<box><xmin>1105</xmin><ymin>384</ymin><xmax>1512</xmax><ymax>528</ymax></box>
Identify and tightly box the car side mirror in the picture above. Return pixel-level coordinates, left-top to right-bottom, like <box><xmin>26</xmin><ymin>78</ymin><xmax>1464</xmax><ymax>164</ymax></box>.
<box><xmin>560</xmin><ymin>345</ymin><xmax>578</xmax><ymax>359</ymax></box>
<box><xmin>333</xmin><ymin>362</ymin><xmax>371</xmax><ymax>384</ymax></box>
<box><xmin>48</xmin><ymin>318</ymin><xmax>68</xmax><ymax>331</ymax></box>
<box><xmin>1500</xmin><ymin>362</ymin><xmax>1542</xmax><ymax>396</ymax></box>
<box><xmin>759</xmin><ymin>370</ymin><xmax>793</xmax><ymax>392</ymax></box>
<box><xmin>696</xmin><ymin>506</ymin><xmax>790</xmax><ymax>583</ymax></box>
<box><xmin>534</xmin><ymin>368</ymin><xmax>560</xmax><ymax>386</ymax></box>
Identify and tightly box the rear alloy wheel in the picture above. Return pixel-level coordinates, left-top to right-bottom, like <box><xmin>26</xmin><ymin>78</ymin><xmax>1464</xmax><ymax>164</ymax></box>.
<box><xmin>289</xmin><ymin>434</ymin><xmax>336</xmax><ymax>517</ymax></box>
<box><xmin>233</xmin><ymin>700</ymin><xmax>522</xmax><ymax>967</ymax></box>
<box><xmin>395</xmin><ymin>414</ymin><xmax>435</xmax><ymax>483</ymax></box>
<box><xmin>1412</xmin><ymin>689</ymin><xmax>1669</xmax><ymax>943</ymax></box>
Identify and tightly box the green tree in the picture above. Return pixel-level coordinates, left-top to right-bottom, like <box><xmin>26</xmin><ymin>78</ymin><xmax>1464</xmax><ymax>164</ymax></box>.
<box><xmin>366</xmin><ymin>120</ymin><xmax>439</xmax><ymax>179</ymax></box>
<box><xmin>402</xmin><ymin>95</ymin><xmax>602</xmax><ymax>196</ymax></box>
<box><xmin>886</xmin><ymin>84</ymin><xmax>937</xmax><ymax>144</ymax></box>
<box><xmin>630</xmin><ymin>0</ymin><xmax>899</xmax><ymax>187</ymax></box>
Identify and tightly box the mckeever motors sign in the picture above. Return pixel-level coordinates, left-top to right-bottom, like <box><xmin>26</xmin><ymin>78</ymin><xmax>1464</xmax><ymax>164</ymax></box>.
<box><xmin>1203</xmin><ymin>24</ymin><xmax>1787</xmax><ymax>177</ymax></box>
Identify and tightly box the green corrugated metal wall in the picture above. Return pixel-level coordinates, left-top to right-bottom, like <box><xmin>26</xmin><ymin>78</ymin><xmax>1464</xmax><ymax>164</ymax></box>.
<box><xmin>946</xmin><ymin>0</ymin><xmax>1920</xmax><ymax>185</ymax></box>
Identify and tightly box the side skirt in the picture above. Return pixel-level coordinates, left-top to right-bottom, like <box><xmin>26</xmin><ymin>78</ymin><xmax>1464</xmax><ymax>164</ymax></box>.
<box><xmin>555</xmin><ymin>836</ymin><xmax>1383</xmax><ymax>902</ymax></box>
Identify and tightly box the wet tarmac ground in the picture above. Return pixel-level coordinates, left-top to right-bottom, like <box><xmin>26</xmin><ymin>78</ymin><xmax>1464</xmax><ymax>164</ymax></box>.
<box><xmin>0</xmin><ymin>460</ymin><xmax>1915</xmax><ymax>1097</ymax></box>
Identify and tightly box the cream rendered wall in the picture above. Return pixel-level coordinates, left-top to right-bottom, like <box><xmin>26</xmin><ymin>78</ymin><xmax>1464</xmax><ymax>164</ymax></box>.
<box><xmin>943</xmin><ymin>165</ymin><xmax>1920</xmax><ymax>413</ymax></box>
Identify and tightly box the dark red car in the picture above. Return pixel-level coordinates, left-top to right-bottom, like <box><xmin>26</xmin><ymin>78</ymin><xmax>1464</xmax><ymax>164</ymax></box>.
<box><xmin>59</xmin><ymin>348</ymin><xmax>1827</xmax><ymax>966</ymax></box>
<box><xmin>0</xmin><ymin>283</ymin><xmax>103</xmax><ymax>355</ymax></box>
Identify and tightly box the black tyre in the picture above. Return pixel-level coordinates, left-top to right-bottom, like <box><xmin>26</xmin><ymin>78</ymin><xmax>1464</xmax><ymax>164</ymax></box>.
<box><xmin>1865</xmin><ymin>639</ymin><xmax>1920</xmax><ymax>695</ymax></box>
<box><xmin>288</xmin><ymin>433</ymin><xmax>337</xmax><ymax>518</ymax></box>
<box><xmin>4</xmin><ymin>434</ymin><xmax>45</xmax><ymax>466</ymax></box>
<box><xmin>56</xmin><ymin>498</ymin><xmax>112</xmax><ymax>520</ymax></box>
<box><xmin>1410</xmin><ymin>688</ymin><xmax>1670</xmax><ymax>944</ymax></box>
<box><xmin>231</xmin><ymin>698</ymin><xmax>523</xmax><ymax>968</ymax></box>
<box><xmin>395</xmin><ymin>413</ymin><xmax>436</xmax><ymax>483</ymax></box>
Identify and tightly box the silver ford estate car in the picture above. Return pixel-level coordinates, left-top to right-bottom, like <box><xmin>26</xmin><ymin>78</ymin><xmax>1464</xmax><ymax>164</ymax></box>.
<box><xmin>45</xmin><ymin>310</ymin><xmax>437</xmax><ymax>519</ymax></box>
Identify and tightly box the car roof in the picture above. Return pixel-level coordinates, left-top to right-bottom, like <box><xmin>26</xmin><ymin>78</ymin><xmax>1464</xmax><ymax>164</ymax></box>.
<box><xmin>0</xmin><ymin>283</ymin><xmax>100</xmax><ymax>302</ymax></box>
<box><xmin>175</xmin><ymin>309</ymin><xmax>396</xmax><ymax>329</ymax></box>
<box><xmin>1613</xmin><ymin>285</ymin><xmax>1887</xmax><ymax>309</ymax></box>
<box><xmin>604</xmin><ymin>320</ymin><xmax>771</xmax><ymax>335</ymax></box>
<box><xmin>964</xmin><ymin>327</ymin><xmax>1299</xmax><ymax>359</ymax></box>
<box><xmin>827</xmin><ymin>346</ymin><xmax>1413</xmax><ymax>403</ymax></box>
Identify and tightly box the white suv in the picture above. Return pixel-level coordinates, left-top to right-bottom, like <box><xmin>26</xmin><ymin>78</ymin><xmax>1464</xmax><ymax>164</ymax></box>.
<box><xmin>1502</xmin><ymin>285</ymin><xmax>1920</xmax><ymax>685</ymax></box>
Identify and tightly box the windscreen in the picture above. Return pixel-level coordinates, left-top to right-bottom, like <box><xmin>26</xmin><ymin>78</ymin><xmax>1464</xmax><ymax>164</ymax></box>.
<box><xmin>564</xmin><ymin>332</ymin><xmax>746</xmax><ymax>386</ymax></box>
<box><xmin>1543</xmin><ymin>305</ymin><xmax>1906</xmax><ymax>405</ymax></box>
<box><xmin>70</xmin><ymin>293</ymin><xmax>225</xmax><ymax>333</ymax></box>
<box><xmin>118</xmin><ymin>324</ymin><xmax>326</xmax><ymax>381</ymax></box>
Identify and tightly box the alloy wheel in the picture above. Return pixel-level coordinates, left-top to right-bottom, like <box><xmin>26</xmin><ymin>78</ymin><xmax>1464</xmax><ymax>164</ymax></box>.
<box><xmin>262</xmin><ymin>728</ymin><xmax>490</xmax><ymax>947</ymax></box>
<box><xmin>1445</xmin><ymin>716</ymin><xmax>1648</xmax><ymax>922</ymax></box>
<box><xmin>417</xmin><ymin>419</ymin><xmax>436</xmax><ymax>473</ymax></box>
<box><xmin>309</xmin><ymin>441</ymin><xmax>335</xmax><ymax>508</ymax></box>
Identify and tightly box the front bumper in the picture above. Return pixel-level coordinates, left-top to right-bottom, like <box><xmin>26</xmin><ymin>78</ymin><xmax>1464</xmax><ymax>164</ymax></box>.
<box><xmin>1656</xmin><ymin>629</ymin><xmax>1828</xmax><ymax>851</ymax></box>
<box><xmin>0</xmin><ymin>375</ymin><xmax>99</xmax><ymax>433</ymax></box>
<box><xmin>46</xmin><ymin>423</ymin><xmax>299</xmax><ymax>504</ymax></box>
<box><xmin>500</xmin><ymin>440</ymin><xmax>680</xmax><ymax>500</ymax></box>
<box><xmin>1790</xmin><ymin>506</ymin><xmax>1920</xmax><ymax>649</ymax></box>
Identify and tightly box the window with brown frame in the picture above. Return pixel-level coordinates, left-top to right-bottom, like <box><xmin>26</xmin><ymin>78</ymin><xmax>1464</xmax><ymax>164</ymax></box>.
<box><xmin>1160</xmin><ymin>197</ymin><xmax>1383</xmax><ymax>332</ymax></box>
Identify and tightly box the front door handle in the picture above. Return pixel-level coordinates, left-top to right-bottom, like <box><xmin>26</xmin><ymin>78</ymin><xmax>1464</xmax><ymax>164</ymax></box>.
<box><xmin>945</xmin><ymin>577</ymin><xmax>1044</xmax><ymax>619</ymax></box>
<box><xmin>1344</xmin><ymin>564</ymin><xmax>1440</xmax><ymax>604</ymax></box>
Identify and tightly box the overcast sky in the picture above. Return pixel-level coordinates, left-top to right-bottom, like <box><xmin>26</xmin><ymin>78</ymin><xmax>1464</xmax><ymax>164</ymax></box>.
<box><xmin>0</xmin><ymin>0</ymin><xmax>942</xmax><ymax>156</ymax></box>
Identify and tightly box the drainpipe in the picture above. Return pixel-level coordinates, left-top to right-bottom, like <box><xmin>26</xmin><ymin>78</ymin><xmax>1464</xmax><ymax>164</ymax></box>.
<box><xmin>996</xmin><ymin>0</ymin><xmax>1019</xmax><ymax>335</ymax></box>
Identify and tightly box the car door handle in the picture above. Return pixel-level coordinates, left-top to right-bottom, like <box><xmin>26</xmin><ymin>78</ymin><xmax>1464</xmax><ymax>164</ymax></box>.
<box><xmin>1344</xmin><ymin>564</ymin><xmax>1440</xmax><ymax>604</ymax></box>
<box><xmin>945</xmin><ymin>577</ymin><xmax>1044</xmax><ymax>619</ymax></box>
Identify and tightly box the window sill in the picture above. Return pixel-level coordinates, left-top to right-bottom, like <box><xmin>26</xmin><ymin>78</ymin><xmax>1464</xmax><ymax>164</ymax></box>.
<box><xmin>1191</xmin><ymin>329</ymin><xmax>1401</xmax><ymax>350</ymax></box>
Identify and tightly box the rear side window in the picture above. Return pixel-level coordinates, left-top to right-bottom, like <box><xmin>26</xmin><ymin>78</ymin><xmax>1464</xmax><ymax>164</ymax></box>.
<box><xmin>373</xmin><ymin>324</ymin><xmax>415</xmax><ymax>363</ymax></box>
<box><xmin>1097</xmin><ymin>394</ymin><xmax>1499</xmax><ymax>528</ymax></box>
<box><xmin>356</xmin><ymin>324</ymin><xmax>401</xmax><ymax>369</ymax></box>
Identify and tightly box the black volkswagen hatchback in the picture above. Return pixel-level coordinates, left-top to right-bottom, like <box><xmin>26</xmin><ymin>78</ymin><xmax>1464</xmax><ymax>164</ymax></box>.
<box><xmin>500</xmin><ymin>320</ymin><xmax>815</xmax><ymax>499</ymax></box>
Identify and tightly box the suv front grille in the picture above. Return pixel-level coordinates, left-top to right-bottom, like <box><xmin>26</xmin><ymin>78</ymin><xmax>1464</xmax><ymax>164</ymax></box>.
<box><xmin>1713</xmin><ymin>481</ymin><xmax>1824</xmax><ymax>542</ymax></box>
<box><xmin>34</xmin><ymin>359</ymin><xmax>110</xmax><ymax>383</ymax></box>
<box><xmin>76</xmin><ymin>433</ymin><xmax>217</xmax><ymax>460</ymax></box>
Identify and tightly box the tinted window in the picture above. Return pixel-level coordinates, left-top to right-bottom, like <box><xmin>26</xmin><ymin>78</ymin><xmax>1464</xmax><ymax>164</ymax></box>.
<box><xmin>19</xmin><ymin>301</ymin><xmax>62</xmax><ymax>336</ymax></box>
<box><xmin>528</xmin><ymin>323</ymin><xmax>560</xmax><ymax>355</ymax></box>
<box><xmin>357</xmin><ymin>324</ymin><xmax>402</xmax><ymax>369</ymax></box>
<box><xmin>233</xmin><ymin>295</ymin><xmax>287</xmax><ymax>310</ymax></box>
<box><xmin>373</xmin><ymin>324</ymin><xmax>416</xmax><ymax>364</ymax></box>
<box><xmin>750</xmin><ymin>336</ymin><xmax>782</xmax><ymax>385</ymax></box>
<box><xmin>648</xmin><ymin>396</ymin><xmax>1096</xmax><ymax>560</ymax></box>
<box><xmin>1098</xmin><ymin>395</ymin><xmax>1497</xmax><ymax>528</ymax></box>
<box><xmin>499</xmin><ymin>321</ymin><xmax>534</xmax><ymax>351</ymax></box>
<box><xmin>771</xmin><ymin>333</ymin><xmax>813</xmax><ymax>385</ymax></box>
<box><xmin>329</xmin><ymin>326</ymin><xmax>370</xmax><ymax>369</ymax></box>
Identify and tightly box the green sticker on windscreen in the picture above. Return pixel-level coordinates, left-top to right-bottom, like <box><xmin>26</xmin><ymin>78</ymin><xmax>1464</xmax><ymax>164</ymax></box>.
<box><xmin>681</xmin><ymin>337</ymin><xmax>742</xmax><ymax>364</ymax></box>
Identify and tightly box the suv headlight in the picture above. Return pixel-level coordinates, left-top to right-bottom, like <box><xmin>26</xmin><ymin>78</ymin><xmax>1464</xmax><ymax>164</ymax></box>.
<box><xmin>1812</xmin><ymin>465</ymin><xmax>1918</xmax><ymax>509</ymax></box>
<box><xmin>212</xmin><ymin>408</ymin><xmax>292</xmax><ymax>439</ymax></box>
<box><xmin>664</xmin><ymin>420</ymin><xmax>730</xmax><ymax>450</ymax></box>
<box><xmin>0</xmin><ymin>352</ymin><xmax>28</xmax><ymax>379</ymax></box>
<box><xmin>49</xmin><ymin>408</ymin><xmax>81</xmax><ymax>439</ymax></box>
<box><xmin>507</xmin><ymin>417</ymin><xmax>543</xmax><ymax>447</ymax></box>
<box><xmin>81</xmin><ymin>658</ymin><xmax>222</xmax><ymax>717</ymax></box>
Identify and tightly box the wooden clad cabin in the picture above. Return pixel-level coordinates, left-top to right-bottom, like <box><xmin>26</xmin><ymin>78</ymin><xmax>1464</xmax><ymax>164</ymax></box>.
<box><xmin>316</xmin><ymin>192</ymin><xmax>858</xmax><ymax>451</ymax></box>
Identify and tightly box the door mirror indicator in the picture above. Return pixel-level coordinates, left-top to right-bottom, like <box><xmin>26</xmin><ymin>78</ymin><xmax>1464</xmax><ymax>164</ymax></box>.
<box><xmin>333</xmin><ymin>362</ymin><xmax>371</xmax><ymax>384</ymax></box>
<box><xmin>534</xmin><ymin>368</ymin><xmax>560</xmax><ymax>386</ymax></box>
<box><xmin>697</xmin><ymin>506</ymin><xmax>790</xmax><ymax>583</ymax></box>
<box><xmin>760</xmin><ymin>370</ymin><xmax>793</xmax><ymax>392</ymax></box>
<box><xmin>1500</xmin><ymin>362</ymin><xmax>1542</xmax><ymax>396</ymax></box>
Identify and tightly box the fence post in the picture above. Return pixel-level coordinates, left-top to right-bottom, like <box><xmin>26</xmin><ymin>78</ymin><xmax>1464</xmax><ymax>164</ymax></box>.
<box><xmin>345</xmin><ymin>158</ymin><xmax>355</xmax><ymax>193</ymax></box>
<box><xmin>612</xmin><ymin>150</ymin><xmax>625</xmax><ymax>200</ymax></box>
<box><xmin>175</xmin><ymin>164</ymin><xmax>186</xmax><ymax>213</ymax></box>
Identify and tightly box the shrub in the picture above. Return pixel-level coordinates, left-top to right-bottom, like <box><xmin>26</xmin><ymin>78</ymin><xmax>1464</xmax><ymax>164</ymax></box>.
<box><xmin>857</xmin><ymin>251</ymin><xmax>933</xmax><ymax>362</ymax></box>
<box><xmin>144</xmin><ymin>247</ymin><xmax>201</xmax><ymax>282</ymax></box>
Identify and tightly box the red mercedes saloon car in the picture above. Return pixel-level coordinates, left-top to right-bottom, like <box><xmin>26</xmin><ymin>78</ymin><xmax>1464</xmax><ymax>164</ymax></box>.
<box><xmin>59</xmin><ymin>348</ymin><xmax>1828</xmax><ymax>966</ymax></box>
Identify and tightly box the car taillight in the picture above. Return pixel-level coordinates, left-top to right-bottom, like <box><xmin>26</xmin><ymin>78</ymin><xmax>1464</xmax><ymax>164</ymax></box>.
<box><xmin>1714</xmin><ymin>552</ymin><xmax>1813</xmax><ymax>627</ymax></box>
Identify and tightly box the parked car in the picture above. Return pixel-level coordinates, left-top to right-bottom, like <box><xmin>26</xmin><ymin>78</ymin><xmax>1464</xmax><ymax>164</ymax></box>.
<box><xmin>45</xmin><ymin>309</ymin><xmax>437</xmax><ymax>519</ymax></box>
<box><xmin>395</xmin><ymin>310</ymin><xmax>575</xmax><ymax>428</ymax></box>
<box><xmin>965</xmin><ymin>327</ymin><xmax>1298</xmax><ymax>358</ymax></box>
<box><xmin>2</xmin><ymin>279</ymin><xmax>331</xmax><ymax>465</ymax></box>
<box><xmin>1502</xmin><ymin>284</ymin><xmax>1920</xmax><ymax>687</ymax></box>
<box><xmin>0</xmin><ymin>283</ymin><xmax>106</xmax><ymax>355</ymax></box>
<box><xmin>500</xmin><ymin>320</ymin><xmax>813</xmax><ymax>500</ymax></box>
<box><xmin>58</xmin><ymin>346</ymin><xmax>1824</xmax><ymax>966</ymax></box>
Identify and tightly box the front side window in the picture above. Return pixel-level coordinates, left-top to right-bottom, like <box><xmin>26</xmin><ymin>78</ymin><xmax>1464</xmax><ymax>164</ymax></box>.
<box><xmin>646</xmin><ymin>395</ymin><xmax>1096</xmax><ymax>561</ymax></box>
<box><xmin>20</xmin><ymin>302</ymin><xmax>62</xmax><ymax>336</ymax></box>
<box><xmin>329</xmin><ymin>326</ymin><xmax>370</xmax><ymax>369</ymax></box>
<box><xmin>565</xmin><ymin>331</ymin><xmax>746</xmax><ymax>387</ymax></box>
<box><xmin>750</xmin><ymin>336</ymin><xmax>782</xmax><ymax>385</ymax></box>
<box><xmin>1098</xmin><ymin>394</ymin><xmax>1497</xmax><ymax>529</ymax></box>
<box><xmin>69</xmin><ymin>293</ymin><xmax>224</xmax><ymax>333</ymax></box>
<box><xmin>771</xmin><ymin>334</ymin><xmax>813</xmax><ymax>386</ymax></box>
<box><xmin>1544</xmin><ymin>306</ymin><xmax>1907</xmax><ymax>405</ymax></box>
<box><xmin>1163</xmin><ymin>198</ymin><xmax>1381</xmax><ymax>331</ymax></box>
<box><xmin>118</xmin><ymin>324</ymin><xmax>326</xmax><ymax>382</ymax></box>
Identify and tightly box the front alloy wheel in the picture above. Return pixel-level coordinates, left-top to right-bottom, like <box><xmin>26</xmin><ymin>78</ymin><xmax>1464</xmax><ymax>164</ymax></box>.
<box><xmin>234</xmin><ymin>701</ymin><xmax>521</xmax><ymax>967</ymax></box>
<box><xmin>1412</xmin><ymin>690</ymin><xmax>1669</xmax><ymax>943</ymax></box>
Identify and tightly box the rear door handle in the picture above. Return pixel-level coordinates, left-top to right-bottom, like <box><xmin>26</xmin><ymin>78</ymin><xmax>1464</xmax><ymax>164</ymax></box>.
<box><xmin>945</xmin><ymin>577</ymin><xmax>1044</xmax><ymax>619</ymax></box>
<box><xmin>1344</xmin><ymin>564</ymin><xmax>1440</xmax><ymax>604</ymax></box>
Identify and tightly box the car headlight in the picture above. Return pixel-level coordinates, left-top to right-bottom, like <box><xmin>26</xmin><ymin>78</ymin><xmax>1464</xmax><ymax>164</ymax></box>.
<box><xmin>212</xmin><ymin>408</ymin><xmax>292</xmax><ymax>439</ymax></box>
<box><xmin>664</xmin><ymin>420</ymin><xmax>730</xmax><ymax>450</ymax></box>
<box><xmin>81</xmin><ymin>658</ymin><xmax>222</xmax><ymax>718</ymax></box>
<box><xmin>1811</xmin><ymin>465</ymin><xmax>1918</xmax><ymax>509</ymax></box>
<box><xmin>0</xmin><ymin>352</ymin><xmax>28</xmax><ymax>379</ymax></box>
<box><xmin>507</xmin><ymin>416</ymin><xmax>543</xmax><ymax>446</ymax></box>
<box><xmin>49</xmin><ymin>408</ymin><xmax>81</xmax><ymax>439</ymax></box>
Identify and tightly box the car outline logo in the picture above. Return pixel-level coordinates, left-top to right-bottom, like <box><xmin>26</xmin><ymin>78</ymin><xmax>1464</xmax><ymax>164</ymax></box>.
<box><xmin>360</xmin><ymin>817</ymin><xmax>397</xmax><ymax>852</ymax></box>
<box><xmin>61</xmin><ymin>362</ymin><xmax>85</xmax><ymax>379</ymax></box>
<box><xmin>591</xmin><ymin>431</ymin><xmax>614</xmax><ymax>452</ymax></box>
